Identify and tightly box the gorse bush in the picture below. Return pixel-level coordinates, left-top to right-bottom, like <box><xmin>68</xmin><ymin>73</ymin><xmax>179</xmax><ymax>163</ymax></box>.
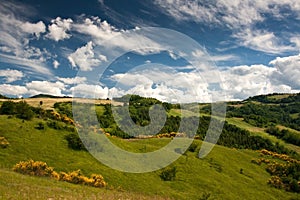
<box><xmin>0</xmin><ymin>136</ymin><xmax>9</xmax><ymax>148</ymax></box>
<box><xmin>13</xmin><ymin>160</ymin><xmax>106</xmax><ymax>188</ymax></box>
<box><xmin>58</xmin><ymin>170</ymin><xmax>106</xmax><ymax>187</ymax></box>
<box><xmin>13</xmin><ymin>160</ymin><xmax>54</xmax><ymax>177</ymax></box>
<box><xmin>252</xmin><ymin>150</ymin><xmax>300</xmax><ymax>193</ymax></box>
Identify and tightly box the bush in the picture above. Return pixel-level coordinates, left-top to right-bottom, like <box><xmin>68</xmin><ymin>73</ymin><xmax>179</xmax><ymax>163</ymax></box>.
<box><xmin>188</xmin><ymin>142</ymin><xmax>198</xmax><ymax>152</ymax></box>
<box><xmin>160</xmin><ymin>166</ymin><xmax>177</xmax><ymax>181</ymax></box>
<box><xmin>65</xmin><ymin>133</ymin><xmax>86</xmax><ymax>151</ymax></box>
<box><xmin>0</xmin><ymin>101</ymin><xmax>16</xmax><ymax>115</ymax></box>
<box><xmin>0</xmin><ymin>137</ymin><xmax>9</xmax><ymax>148</ymax></box>
<box><xmin>13</xmin><ymin>160</ymin><xmax>54</xmax><ymax>177</ymax></box>
<box><xmin>35</xmin><ymin>122</ymin><xmax>45</xmax><ymax>130</ymax></box>
<box><xmin>58</xmin><ymin>170</ymin><xmax>106</xmax><ymax>188</ymax></box>
<box><xmin>47</xmin><ymin>120</ymin><xmax>63</xmax><ymax>130</ymax></box>
<box><xmin>0</xmin><ymin>101</ymin><xmax>35</xmax><ymax>120</ymax></box>
<box><xmin>13</xmin><ymin>160</ymin><xmax>107</xmax><ymax>188</ymax></box>
<box><xmin>15</xmin><ymin>101</ymin><xmax>35</xmax><ymax>120</ymax></box>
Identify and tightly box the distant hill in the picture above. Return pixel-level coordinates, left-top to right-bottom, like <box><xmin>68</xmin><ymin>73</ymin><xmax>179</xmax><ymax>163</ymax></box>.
<box><xmin>0</xmin><ymin>94</ymin><xmax>10</xmax><ymax>99</ymax></box>
<box><xmin>244</xmin><ymin>93</ymin><xmax>300</xmax><ymax>103</ymax></box>
<box><xmin>29</xmin><ymin>94</ymin><xmax>71</xmax><ymax>99</ymax></box>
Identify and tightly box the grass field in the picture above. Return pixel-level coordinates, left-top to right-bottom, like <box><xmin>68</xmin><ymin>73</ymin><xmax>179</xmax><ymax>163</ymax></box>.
<box><xmin>1</xmin><ymin>115</ymin><xmax>299</xmax><ymax>199</ymax></box>
<box><xmin>226</xmin><ymin>117</ymin><xmax>300</xmax><ymax>154</ymax></box>
<box><xmin>0</xmin><ymin>98</ymin><xmax>112</xmax><ymax>110</ymax></box>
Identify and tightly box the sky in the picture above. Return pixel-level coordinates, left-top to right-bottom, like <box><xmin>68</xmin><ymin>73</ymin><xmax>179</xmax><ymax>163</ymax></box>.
<box><xmin>0</xmin><ymin>0</ymin><xmax>300</xmax><ymax>102</ymax></box>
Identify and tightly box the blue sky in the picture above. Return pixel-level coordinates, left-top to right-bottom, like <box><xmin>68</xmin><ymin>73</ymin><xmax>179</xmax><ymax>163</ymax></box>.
<box><xmin>0</xmin><ymin>0</ymin><xmax>300</xmax><ymax>102</ymax></box>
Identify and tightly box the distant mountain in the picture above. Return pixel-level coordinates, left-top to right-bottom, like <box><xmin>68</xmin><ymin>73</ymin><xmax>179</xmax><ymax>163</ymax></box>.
<box><xmin>29</xmin><ymin>94</ymin><xmax>71</xmax><ymax>99</ymax></box>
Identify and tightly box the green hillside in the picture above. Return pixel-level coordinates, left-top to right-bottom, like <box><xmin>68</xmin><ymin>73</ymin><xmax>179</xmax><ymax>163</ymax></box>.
<box><xmin>0</xmin><ymin>93</ymin><xmax>300</xmax><ymax>199</ymax></box>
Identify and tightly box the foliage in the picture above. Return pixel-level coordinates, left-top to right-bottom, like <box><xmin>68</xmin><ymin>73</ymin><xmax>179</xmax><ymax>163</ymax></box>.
<box><xmin>246</xmin><ymin>93</ymin><xmax>300</xmax><ymax>104</ymax></box>
<box><xmin>159</xmin><ymin>166</ymin><xmax>177</xmax><ymax>181</ymax></box>
<box><xmin>64</xmin><ymin>133</ymin><xmax>86</xmax><ymax>151</ymax></box>
<box><xmin>13</xmin><ymin>160</ymin><xmax>54</xmax><ymax>177</ymax></box>
<box><xmin>0</xmin><ymin>101</ymin><xmax>35</xmax><ymax>120</ymax></box>
<box><xmin>13</xmin><ymin>160</ymin><xmax>106</xmax><ymax>188</ymax></box>
<box><xmin>1</xmin><ymin>115</ymin><xmax>299</xmax><ymax>199</ymax></box>
<box><xmin>0</xmin><ymin>136</ymin><xmax>9</xmax><ymax>148</ymax></box>
<box><xmin>53</xmin><ymin>102</ymin><xmax>73</xmax><ymax>118</ymax></box>
<box><xmin>266</xmin><ymin>126</ymin><xmax>300</xmax><ymax>146</ymax></box>
<box><xmin>188</xmin><ymin>142</ymin><xmax>198</xmax><ymax>152</ymax></box>
<box><xmin>35</xmin><ymin>122</ymin><xmax>45</xmax><ymax>130</ymax></box>
<box><xmin>266</xmin><ymin>162</ymin><xmax>300</xmax><ymax>193</ymax></box>
<box><xmin>58</xmin><ymin>170</ymin><xmax>106</xmax><ymax>188</ymax></box>
<box><xmin>227</xmin><ymin>99</ymin><xmax>300</xmax><ymax>130</ymax></box>
<box><xmin>252</xmin><ymin>150</ymin><xmax>300</xmax><ymax>193</ymax></box>
<box><xmin>0</xmin><ymin>101</ymin><xmax>16</xmax><ymax>115</ymax></box>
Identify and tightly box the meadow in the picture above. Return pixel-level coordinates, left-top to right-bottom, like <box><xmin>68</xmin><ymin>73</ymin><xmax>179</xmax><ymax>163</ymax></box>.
<box><xmin>0</xmin><ymin>94</ymin><xmax>300</xmax><ymax>199</ymax></box>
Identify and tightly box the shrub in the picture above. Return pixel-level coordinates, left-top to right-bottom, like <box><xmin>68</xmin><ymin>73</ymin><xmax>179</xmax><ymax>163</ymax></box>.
<box><xmin>15</xmin><ymin>101</ymin><xmax>35</xmax><ymax>120</ymax></box>
<box><xmin>65</xmin><ymin>133</ymin><xmax>86</xmax><ymax>151</ymax></box>
<box><xmin>0</xmin><ymin>101</ymin><xmax>35</xmax><ymax>120</ymax></box>
<box><xmin>0</xmin><ymin>137</ymin><xmax>9</xmax><ymax>148</ymax></box>
<box><xmin>188</xmin><ymin>142</ymin><xmax>198</xmax><ymax>152</ymax></box>
<box><xmin>47</xmin><ymin>120</ymin><xmax>63</xmax><ymax>130</ymax></box>
<box><xmin>35</xmin><ymin>122</ymin><xmax>45</xmax><ymax>130</ymax></box>
<box><xmin>57</xmin><ymin>170</ymin><xmax>106</xmax><ymax>188</ymax></box>
<box><xmin>13</xmin><ymin>160</ymin><xmax>54</xmax><ymax>177</ymax></box>
<box><xmin>0</xmin><ymin>101</ymin><xmax>16</xmax><ymax>115</ymax></box>
<box><xmin>160</xmin><ymin>166</ymin><xmax>177</xmax><ymax>181</ymax></box>
<box><xmin>13</xmin><ymin>160</ymin><xmax>107</xmax><ymax>188</ymax></box>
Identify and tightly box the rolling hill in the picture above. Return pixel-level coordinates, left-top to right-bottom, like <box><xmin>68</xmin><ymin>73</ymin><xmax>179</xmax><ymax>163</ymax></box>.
<box><xmin>0</xmin><ymin>93</ymin><xmax>299</xmax><ymax>199</ymax></box>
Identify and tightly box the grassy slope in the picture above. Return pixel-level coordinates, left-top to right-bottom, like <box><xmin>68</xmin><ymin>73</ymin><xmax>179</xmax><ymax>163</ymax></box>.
<box><xmin>226</xmin><ymin>117</ymin><xmax>300</xmax><ymax>154</ymax></box>
<box><xmin>0</xmin><ymin>169</ymin><xmax>165</xmax><ymax>200</ymax></box>
<box><xmin>0</xmin><ymin>116</ymin><xmax>299</xmax><ymax>199</ymax></box>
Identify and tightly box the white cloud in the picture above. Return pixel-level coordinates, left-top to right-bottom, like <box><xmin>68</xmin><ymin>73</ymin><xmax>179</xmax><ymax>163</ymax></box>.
<box><xmin>233</xmin><ymin>28</ymin><xmax>294</xmax><ymax>54</ymax></box>
<box><xmin>46</xmin><ymin>17</ymin><xmax>73</xmax><ymax>41</ymax></box>
<box><xmin>108</xmin><ymin>54</ymin><xmax>300</xmax><ymax>102</ymax></box>
<box><xmin>70</xmin><ymin>83</ymin><xmax>109</xmax><ymax>99</ymax></box>
<box><xmin>20</xmin><ymin>21</ymin><xmax>46</xmax><ymax>38</ymax></box>
<box><xmin>0</xmin><ymin>53</ymin><xmax>52</xmax><ymax>76</ymax></box>
<box><xmin>269</xmin><ymin>54</ymin><xmax>300</xmax><ymax>89</ymax></box>
<box><xmin>191</xmin><ymin>49</ymin><xmax>239</xmax><ymax>63</ymax></box>
<box><xmin>290</xmin><ymin>36</ymin><xmax>300</xmax><ymax>50</ymax></box>
<box><xmin>110</xmin><ymin>67</ymin><xmax>211</xmax><ymax>103</ymax></box>
<box><xmin>26</xmin><ymin>81</ymin><xmax>65</xmax><ymax>96</ymax></box>
<box><xmin>68</xmin><ymin>41</ymin><xmax>107</xmax><ymax>71</ymax></box>
<box><xmin>0</xmin><ymin>1</ymin><xmax>52</xmax><ymax>76</ymax></box>
<box><xmin>154</xmin><ymin>0</ymin><xmax>217</xmax><ymax>24</ymax></box>
<box><xmin>0</xmin><ymin>84</ymin><xmax>28</xmax><ymax>97</ymax></box>
<box><xmin>73</xmin><ymin>16</ymin><xmax>120</xmax><ymax>41</ymax></box>
<box><xmin>57</xmin><ymin>76</ymin><xmax>87</xmax><ymax>85</ymax></box>
<box><xmin>73</xmin><ymin>17</ymin><xmax>164</xmax><ymax>56</ymax></box>
<box><xmin>0</xmin><ymin>69</ymin><xmax>24</xmax><ymax>83</ymax></box>
<box><xmin>53</xmin><ymin>60</ymin><xmax>60</xmax><ymax>69</ymax></box>
<box><xmin>154</xmin><ymin>0</ymin><xmax>300</xmax><ymax>54</ymax></box>
<box><xmin>155</xmin><ymin>0</ymin><xmax>300</xmax><ymax>27</ymax></box>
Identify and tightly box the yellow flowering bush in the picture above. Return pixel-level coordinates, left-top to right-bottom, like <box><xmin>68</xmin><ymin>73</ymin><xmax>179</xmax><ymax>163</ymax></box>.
<box><xmin>13</xmin><ymin>160</ymin><xmax>54</xmax><ymax>177</ymax></box>
<box><xmin>58</xmin><ymin>170</ymin><xmax>106</xmax><ymax>188</ymax></box>
<box><xmin>13</xmin><ymin>160</ymin><xmax>107</xmax><ymax>188</ymax></box>
<box><xmin>0</xmin><ymin>136</ymin><xmax>9</xmax><ymax>148</ymax></box>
